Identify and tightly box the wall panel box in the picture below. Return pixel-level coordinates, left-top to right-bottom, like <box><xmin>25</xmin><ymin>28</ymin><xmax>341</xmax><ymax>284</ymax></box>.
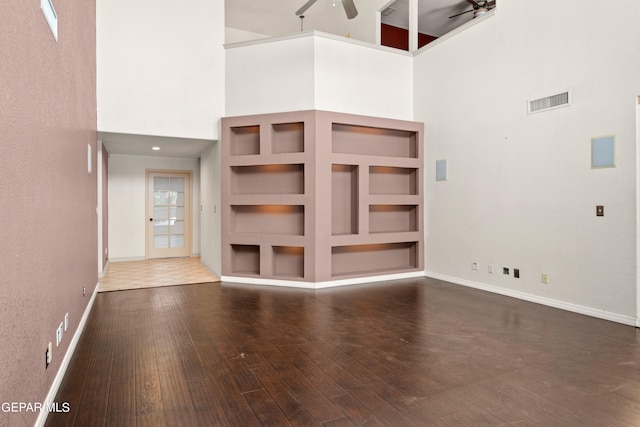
<box><xmin>230</xmin><ymin>125</ymin><xmax>260</xmax><ymax>156</ymax></box>
<box><xmin>332</xmin><ymin>164</ymin><xmax>359</xmax><ymax>235</ymax></box>
<box><xmin>273</xmin><ymin>246</ymin><xmax>305</xmax><ymax>278</ymax></box>
<box><xmin>231</xmin><ymin>164</ymin><xmax>304</xmax><ymax>195</ymax></box>
<box><xmin>221</xmin><ymin>110</ymin><xmax>423</xmax><ymax>287</ymax></box>
<box><xmin>231</xmin><ymin>244</ymin><xmax>260</xmax><ymax>275</ymax></box>
<box><xmin>272</xmin><ymin>123</ymin><xmax>304</xmax><ymax>154</ymax></box>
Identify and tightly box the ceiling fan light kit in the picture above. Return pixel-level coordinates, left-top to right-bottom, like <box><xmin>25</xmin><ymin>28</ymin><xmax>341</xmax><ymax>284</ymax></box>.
<box><xmin>449</xmin><ymin>0</ymin><xmax>496</xmax><ymax>19</ymax></box>
<box><xmin>474</xmin><ymin>8</ymin><xmax>488</xmax><ymax>18</ymax></box>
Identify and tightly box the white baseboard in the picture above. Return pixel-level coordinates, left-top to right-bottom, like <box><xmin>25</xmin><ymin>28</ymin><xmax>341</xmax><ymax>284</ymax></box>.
<box><xmin>98</xmin><ymin>260</ymin><xmax>110</xmax><ymax>278</ymax></box>
<box><xmin>108</xmin><ymin>256</ymin><xmax>146</xmax><ymax>263</ymax></box>
<box><xmin>35</xmin><ymin>282</ymin><xmax>100</xmax><ymax>427</ymax></box>
<box><xmin>425</xmin><ymin>271</ymin><xmax>637</xmax><ymax>327</ymax></box>
<box><xmin>221</xmin><ymin>271</ymin><xmax>425</xmax><ymax>289</ymax></box>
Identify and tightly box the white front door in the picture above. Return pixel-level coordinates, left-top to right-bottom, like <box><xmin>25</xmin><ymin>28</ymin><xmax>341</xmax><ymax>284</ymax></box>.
<box><xmin>147</xmin><ymin>170</ymin><xmax>192</xmax><ymax>259</ymax></box>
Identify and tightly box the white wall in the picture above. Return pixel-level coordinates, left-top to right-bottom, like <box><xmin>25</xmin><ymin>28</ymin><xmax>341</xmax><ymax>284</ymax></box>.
<box><xmin>313</xmin><ymin>34</ymin><xmax>413</xmax><ymax>120</ymax></box>
<box><xmin>345</xmin><ymin>0</ymin><xmax>391</xmax><ymax>44</ymax></box>
<box><xmin>415</xmin><ymin>2</ymin><xmax>640</xmax><ymax>323</ymax></box>
<box><xmin>199</xmin><ymin>141</ymin><xmax>222</xmax><ymax>275</ymax></box>
<box><xmin>225</xmin><ymin>34</ymin><xmax>316</xmax><ymax>117</ymax></box>
<box><xmin>108</xmin><ymin>155</ymin><xmax>201</xmax><ymax>260</ymax></box>
<box><xmin>97</xmin><ymin>0</ymin><xmax>225</xmax><ymax>140</ymax></box>
<box><xmin>225</xmin><ymin>27</ymin><xmax>269</xmax><ymax>44</ymax></box>
<box><xmin>226</xmin><ymin>32</ymin><xmax>413</xmax><ymax>121</ymax></box>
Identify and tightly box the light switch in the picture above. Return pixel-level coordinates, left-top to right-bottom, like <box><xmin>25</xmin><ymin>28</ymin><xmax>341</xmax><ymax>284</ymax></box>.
<box><xmin>596</xmin><ymin>205</ymin><xmax>604</xmax><ymax>217</ymax></box>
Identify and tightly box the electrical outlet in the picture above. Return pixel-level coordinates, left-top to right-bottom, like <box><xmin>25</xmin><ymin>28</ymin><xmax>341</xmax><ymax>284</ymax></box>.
<box><xmin>83</xmin><ymin>286</ymin><xmax>86</xmax><ymax>297</ymax></box>
<box><xmin>56</xmin><ymin>323</ymin><xmax>63</xmax><ymax>347</ymax></box>
<box><xmin>488</xmin><ymin>264</ymin><xmax>494</xmax><ymax>274</ymax></box>
<box><xmin>541</xmin><ymin>273</ymin><xmax>548</xmax><ymax>284</ymax></box>
<box><xmin>471</xmin><ymin>261</ymin><xmax>479</xmax><ymax>271</ymax></box>
<box><xmin>514</xmin><ymin>268</ymin><xmax>520</xmax><ymax>278</ymax></box>
<box><xmin>45</xmin><ymin>342</ymin><xmax>52</xmax><ymax>368</ymax></box>
<box><xmin>503</xmin><ymin>267</ymin><xmax>510</xmax><ymax>275</ymax></box>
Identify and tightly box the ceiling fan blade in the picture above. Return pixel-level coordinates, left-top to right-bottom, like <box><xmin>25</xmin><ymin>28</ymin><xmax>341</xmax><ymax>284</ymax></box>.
<box><xmin>465</xmin><ymin>0</ymin><xmax>482</xmax><ymax>9</ymax></box>
<box><xmin>449</xmin><ymin>9</ymin><xmax>474</xmax><ymax>18</ymax></box>
<box><xmin>342</xmin><ymin>0</ymin><xmax>358</xmax><ymax>19</ymax></box>
<box><xmin>295</xmin><ymin>0</ymin><xmax>318</xmax><ymax>16</ymax></box>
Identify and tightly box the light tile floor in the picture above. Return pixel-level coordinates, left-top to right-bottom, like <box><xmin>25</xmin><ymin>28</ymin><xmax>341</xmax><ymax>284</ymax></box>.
<box><xmin>98</xmin><ymin>257</ymin><xmax>219</xmax><ymax>292</ymax></box>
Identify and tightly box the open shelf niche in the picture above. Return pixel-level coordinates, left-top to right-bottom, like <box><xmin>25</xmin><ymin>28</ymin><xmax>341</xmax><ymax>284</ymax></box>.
<box><xmin>221</xmin><ymin>110</ymin><xmax>423</xmax><ymax>286</ymax></box>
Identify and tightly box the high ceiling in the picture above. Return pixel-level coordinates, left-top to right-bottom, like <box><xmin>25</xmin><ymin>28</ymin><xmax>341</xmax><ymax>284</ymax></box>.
<box><xmin>382</xmin><ymin>0</ymin><xmax>479</xmax><ymax>37</ymax></box>
<box><xmin>225</xmin><ymin>0</ymin><xmax>480</xmax><ymax>40</ymax></box>
<box><xmin>104</xmin><ymin>1</ymin><xmax>483</xmax><ymax>158</ymax></box>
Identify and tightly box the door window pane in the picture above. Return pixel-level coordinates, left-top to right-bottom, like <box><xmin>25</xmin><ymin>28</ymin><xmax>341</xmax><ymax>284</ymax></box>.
<box><xmin>170</xmin><ymin>178</ymin><xmax>184</xmax><ymax>191</ymax></box>
<box><xmin>154</xmin><ymin>235</ymin><xmax>169</xmax><ymax>248</ymax></box>
<box><xmin>154</xmin><ymin>207</ymin><xmax>168</xmax><ymax>220</ymax></box>
<box><xmin>169</xmin><ymin>206</ymin><xmax>185</xmax><ymax>221</ymax></box>
<box><xmin>154</xmin><ymin>191</ymin><xmax>169</xmax><ymax>205</ymax></box>
<box><xmin>170</xmin><ymin>235</ymin><xmax>185</xmax><ymax>248</ymax></box>
<box><xmin>168</xmin><ymin>191</ymin><xmax>184</xmax><ymax>206</ymax></box>
<box><xmin>170</xmin><ymin>220</ymin><xmax>185</xmax><ymax>234</ymax></box>
<box><xmin>153</xmin><ymin>222</ymin><xmax>169</xmax><ymax>234</ymax></box>
<box><xmin>154</xmin><ymin>177</ymin><xmax>170</xmax><ymax>190</ymax></box>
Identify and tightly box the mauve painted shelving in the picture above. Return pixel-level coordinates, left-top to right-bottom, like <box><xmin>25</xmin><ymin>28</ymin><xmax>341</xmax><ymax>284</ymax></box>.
<box><xmin>221</xmin><ymin>110</ymin><xmax>423</xmax><ymax>286</ymax></box>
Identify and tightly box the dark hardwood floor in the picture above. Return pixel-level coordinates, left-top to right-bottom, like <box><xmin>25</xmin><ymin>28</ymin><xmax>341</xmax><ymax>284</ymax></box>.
<box><xmin>46</xmin><ymin>278</ymin><xmax>640</xmax><ymax>426</ymax></box>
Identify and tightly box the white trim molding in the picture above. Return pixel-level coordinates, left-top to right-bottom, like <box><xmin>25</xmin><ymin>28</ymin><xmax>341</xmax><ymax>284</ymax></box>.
<box><xmin>222</xmin><ymin>271</ymin><xmax>425</xmax><ymax>289</ymax></box>
<box><xmin>426</xmin><ymin>271</ymin><xmax>637</xmax><ymax>327</ymax></box>
<box><xmin>35</xmin><ymin>283</ymin><xmax>100</xmax><ymax>427</ymax></box>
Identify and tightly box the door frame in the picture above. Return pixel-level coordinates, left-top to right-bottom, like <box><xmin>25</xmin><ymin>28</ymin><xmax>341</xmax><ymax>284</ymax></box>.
<box><xmin>636</xmin><ymin>96</ymin><xmax>640</xmax><ymax>327</ymax></box>
<box><xmin>145</xmin><ymin>169</ymin><xmax>193</xmax><ymax>259</ymax></box>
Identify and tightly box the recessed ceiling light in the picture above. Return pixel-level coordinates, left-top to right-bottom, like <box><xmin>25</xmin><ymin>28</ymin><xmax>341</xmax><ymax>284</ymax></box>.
<box><xmin>152</xmin><ymin>146</ymin><xmax>160</xmax><ymax>151</ymax></box>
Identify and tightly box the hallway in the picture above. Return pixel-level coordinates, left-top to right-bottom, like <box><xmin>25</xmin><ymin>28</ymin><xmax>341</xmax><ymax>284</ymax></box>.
<box><xmin>98</xmin><ymin>257</ymin><xmax>219</xmax><ymax>292</ymax></box>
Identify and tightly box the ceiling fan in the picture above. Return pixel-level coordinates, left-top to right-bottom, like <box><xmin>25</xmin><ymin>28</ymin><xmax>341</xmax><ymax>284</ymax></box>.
<box><xmin>296</xmin><ymin>0</ymin><xmax>358</xmax><ymax>20</ymax></box>
<box><xmin>449</xmin><ymin>0</ymin><xmax>496</xmax><ymax>19</ymax></box>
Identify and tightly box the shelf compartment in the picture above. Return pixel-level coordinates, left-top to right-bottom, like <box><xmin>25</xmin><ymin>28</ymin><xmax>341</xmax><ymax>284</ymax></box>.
<box><xmin>331</xmin><ymin>231</ymin><xmax>422</xmax><ymax>247</ymax></box>
<box><xmin>273</xmin><ymin>246</ymin><xmax>304</xmax><ymax>278</ymax></box>
<box><xmin>230</xmin><ymin>125</ymin><xmax>260</xmax><ymax>156</ymax></box>
<box><xmin>272</xmin><ymin>122</ymin><xmax>304</xmax><ymax>154</ymax></box>
<box><xmin>332</xmin><ymin>124</ymin><xmax>417</xmax><ymax>158</ymax></box>
<box><xmin>231</xmin><ymin>244</ymin><xmax>260</xmax><ymax>275</ymax></box>
<box><xmin>332</xmin><ymin>164</ymin><xmax>358</xmax><ymax>235</ymax></box>
<box><xmin>369</xmin><ymin>166</ymin><xmax>417</xmax><ymax>195</ymax></box>
<box><xmin>231</xmin><ymin>164</ymin><xmax>304</xmax><ymax>195</ymax></box>
<box><xmin>229</xmin><ymin>194</ymin><xmax>305</xmax><ymax>206</ymax></box>
<box><xmin>331</xmin><ymin>242</ymin><xmax>418</xmax><ymax>277</ymax></box>
<box><xmin>369</xmin><ymin>205</ymin><xmax>418</xmax><ymax>234</ymax></box>
<box><xmin>231</xmin><ymin>205</ymin><xmax>304</xmax><ymax>235</ymax></box>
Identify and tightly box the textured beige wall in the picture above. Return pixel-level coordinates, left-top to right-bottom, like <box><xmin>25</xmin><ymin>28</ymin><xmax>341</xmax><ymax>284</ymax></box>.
<box><xmin>0</xmin><ymin>1</ymin><xmax>97</xmax><ymax>425</ymax></box>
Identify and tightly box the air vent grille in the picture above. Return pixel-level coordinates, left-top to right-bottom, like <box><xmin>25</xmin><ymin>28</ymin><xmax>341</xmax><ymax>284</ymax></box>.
<box><xmin>381</xmin><ymin>7</ymin><xmax>396</xmax><ymax>16</ymax></box>
<box><xmin>528</xmin><ymin>92</ymin><xmax>569</xmax><ymax>114</ymax></box>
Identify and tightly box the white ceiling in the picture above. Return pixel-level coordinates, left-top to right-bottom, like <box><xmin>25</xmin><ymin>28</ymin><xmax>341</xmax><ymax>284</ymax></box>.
<box><xmin>382</xmin><ymin>0</ymin><xmax>478</xmax><ymax>37</ymax></box>
<box><xmin>100</xmin><ymin>132</ymin><xmax>214</xmax><ymax>158</ymax></box>
<box><xmin>226</xmin><ymin>0</ymin><xmax>479</xmax><ymax>39</ymax></box>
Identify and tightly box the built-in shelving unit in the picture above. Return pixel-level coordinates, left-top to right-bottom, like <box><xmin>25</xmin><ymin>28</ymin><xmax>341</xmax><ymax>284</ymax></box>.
<box><xmin>221</xmin><ymin>110</ymin><xmax>423</xmax><ymax>287</ymax></box>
